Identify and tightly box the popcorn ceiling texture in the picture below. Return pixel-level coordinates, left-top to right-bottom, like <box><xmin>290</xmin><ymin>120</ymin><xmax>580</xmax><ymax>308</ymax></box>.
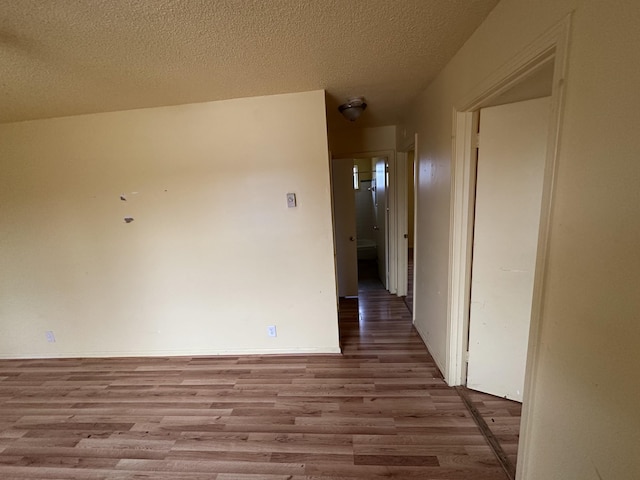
<box><xmin>0</xmin><ymin>0</ymin><xmax>498</xmax><ymax>128</ymax></box>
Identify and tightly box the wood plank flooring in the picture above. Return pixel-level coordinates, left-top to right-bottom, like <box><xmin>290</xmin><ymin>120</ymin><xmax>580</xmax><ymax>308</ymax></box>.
<box><xmin>0</xmin><ymin>278</ymin><xmax>511</xmax><ymax>479</ymax></box>
<box><xmin>460</xmin><ymin>388</ymin><xmax>522</xmax><ymax>471</ymax></box>
<box><xmin>403</xmin><ymin>247</ymin><xmax>414</xmax><ymax>313</ymax></box>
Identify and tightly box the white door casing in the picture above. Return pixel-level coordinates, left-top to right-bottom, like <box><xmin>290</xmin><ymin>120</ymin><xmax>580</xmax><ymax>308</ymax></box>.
<box><xmin>446</xmin><ymin>17</ymin><xmax>570</xmax><ymax>479</ymax></box>
<box><xmin>395</xmin><ymin>152</ymin><xmax>409</xmax><ymax>297</ymax></box>
<box><xmin>374</xmin><ymin>157</ymin><xmax>389</xmax><ymax>289</ymax></box>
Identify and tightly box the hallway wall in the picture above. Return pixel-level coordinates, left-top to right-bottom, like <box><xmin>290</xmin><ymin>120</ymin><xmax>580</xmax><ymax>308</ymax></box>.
<box><xmin>401</xmin><ymin>0</ymin><xmax>640</xmax><ymax>479</ymax></box>
<box><xmin>329</xmin><ymin>125</ymin><xmax>396</xmax><ymax>156</ymax></box>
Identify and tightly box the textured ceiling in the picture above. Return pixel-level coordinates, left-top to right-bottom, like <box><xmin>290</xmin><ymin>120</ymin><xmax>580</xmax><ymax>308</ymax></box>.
<box><xmin>0</xmin><ymin>0</ymin><xmax>499</xmax><ymax>129</ymax></box>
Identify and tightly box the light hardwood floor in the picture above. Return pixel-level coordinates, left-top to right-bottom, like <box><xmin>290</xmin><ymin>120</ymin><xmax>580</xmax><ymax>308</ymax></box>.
<box><xmin>0</xmin><ymin>277</ymin><xmax>514</xmax><ymax>479</ymax></box>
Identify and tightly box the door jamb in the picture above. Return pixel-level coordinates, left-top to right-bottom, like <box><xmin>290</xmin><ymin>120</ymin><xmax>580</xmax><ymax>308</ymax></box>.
<box><xmin>395</xmin><ymin>151</ymin><xmax>408</xmax><ymax>297</ymax></box>
<box><xmin>395</xmin><ymin>140</ymin><xmax>417</xmax><ymax>300</ymax></box>
<box><xmin>446</xmin><ymin>15</ymin><xmax>571</xmax><ymax>480</ymax></box>
<box><xmin>331</xmin><ymin>156</ymin><xmax>360</xmax><ymax>297</ymax></box>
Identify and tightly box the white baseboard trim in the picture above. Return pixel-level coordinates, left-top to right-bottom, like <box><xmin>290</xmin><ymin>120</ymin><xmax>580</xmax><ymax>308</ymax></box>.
<box><xmin>0</xmin><ymin>346</ymin><xmax>343</xmax><ymax>360</ymax></box>
<box><xmin>412</xmin><ymin>321</ymin><xmax>447</xmax><ymax>380</ymax></box>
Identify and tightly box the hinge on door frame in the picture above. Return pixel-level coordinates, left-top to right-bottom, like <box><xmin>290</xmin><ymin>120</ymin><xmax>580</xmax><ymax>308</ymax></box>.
<box><xmin>475</xmin><ymin>133</ymin><xmax>480</xmax><ymax>149</ymax></box>
<box><xmin>465</xmin><ymin>351</ymin><xmax>470</xmax><ymax>363</ymax></box>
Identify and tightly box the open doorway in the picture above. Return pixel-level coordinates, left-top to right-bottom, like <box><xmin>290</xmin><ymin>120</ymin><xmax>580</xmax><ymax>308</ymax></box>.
<box><xmin>394</xmin><ymin>146</ymin><xmax>416</xmax><ymax>312</ymax></box>
<box><xmin>467</xmin><ymin>96</ymin><xmax>551</xmax><ymax>402</ymax></box>
<box><xmin>448</xmin><ymin>18</ymin><xmax>570</xmax><ymax>480</ymax></box>
<box><xmin>332</xmin><ymin>155</ymin><xmax>390</xmax><ymax>297</ymax></box>
<box><xmin>461</xmin><ymin>95</ymin><xmax>551</xmax><ymax>479</ymax></box>
<box><xmin>354</xmin><ymin>157</ymin><xmax>381</xmax><ymax>289</ymax></box>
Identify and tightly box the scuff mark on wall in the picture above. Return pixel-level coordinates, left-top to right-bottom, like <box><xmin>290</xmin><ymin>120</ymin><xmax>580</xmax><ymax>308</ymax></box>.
<box><xmin>120</xmin><ymin>194</ymin><xmax>127</xmax><ymax>201</ymax></box>
<box><xmin>499</xmin><ymin>267</ymin><xmax>528</xmax><ymax>273</ymax></box>
<box><xmin>123</xmin><ymin>217</ymin><xmax>134</xmax><ymax>224</ymax></box>
<box><xmin>594</xmin><ymin>465</ymin><xmax>604</xmax><ymax>480</ymax></box>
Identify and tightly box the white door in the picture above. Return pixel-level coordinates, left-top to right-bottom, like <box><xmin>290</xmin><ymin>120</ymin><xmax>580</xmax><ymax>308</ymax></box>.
<box><xmin>467</xmin><ymin>97</ymin><xmax>550</xmax><ymax>402</ymax></box>
<box><xmin>374</xmin><ymin>157</ymin><xmax>388</xmax><ymax>289</ymax></box>
<box><xmin>395</xmin><ymin>152</ymin><xmax>409</xmax><ymax>297</ymax></box>
<box><xmin>332</xmin><ymin>158</ymin><xmax>358</xmax><ymax>297</ymax></box>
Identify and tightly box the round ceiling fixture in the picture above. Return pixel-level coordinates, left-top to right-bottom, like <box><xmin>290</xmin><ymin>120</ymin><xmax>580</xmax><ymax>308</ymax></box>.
<box><xmin>338</xmin><ymin>97</ymin><xmax>367</xmax><ymax>121</ymax></box>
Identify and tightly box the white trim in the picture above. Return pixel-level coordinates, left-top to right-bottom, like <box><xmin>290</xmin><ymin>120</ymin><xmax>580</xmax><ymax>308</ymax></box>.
<box><xmin>410</xmin><ymin>134</ymin><xmax>418</xmax><ymax>321</ymax></box>
<box><xmin>386</xmin><ymin>154</ymin><xmax>397</xmax><ymax>294</ymax></box>
<box><xmin>455</xmin><ymin>19</ymin><xmax>565</xmax><ymax>111</ymax></box>
<box><xmin>328</xmin><ymin>150</ymin><xmax>341</xmax><ymax>318</ymax></box>
<box><xmin>0</xmin><ymin>346</ymin><xmax>343</xmax><ymax>359</ymax></box>
<box><xmin>334</xmin><ymin>150</ymin><xmax>396</xmax><ymax>294</ymax></box>
<box><xmin>445</xmin><ymin>14</ymin><xmax>571</xmax><ymax>480</ymax></box>
<box><xmin>516</xmin><ymin>16</ymin><xmax>571</xmax><ymax>480</ymax></box>
<box><xmin>395</xmin><ymin>152</ymin><xmax>409</xmax><ymax>297</ymax></box>
<box><xmin>446</xmin><ymin>110</ymin><xmax>478</xmax><ymax>386</ymax></box>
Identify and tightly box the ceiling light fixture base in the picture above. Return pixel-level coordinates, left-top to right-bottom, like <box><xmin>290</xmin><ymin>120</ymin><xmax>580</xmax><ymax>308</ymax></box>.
<box><xmin>338</xmin><ymin>97</ymin><xmax>367</xmax><ymax>121</ymax></box>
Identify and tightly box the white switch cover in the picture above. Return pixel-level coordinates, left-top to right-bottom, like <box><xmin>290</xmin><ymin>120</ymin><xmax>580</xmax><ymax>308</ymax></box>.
<box><xmin>286</xmin><ymin>193</ymin><xmax>296</xmax><ymax>208</ymax></box>
<box><xmin>267</xmin><ymin>325</ymin><xmax>277</xmax><ymax>337</ymax></box>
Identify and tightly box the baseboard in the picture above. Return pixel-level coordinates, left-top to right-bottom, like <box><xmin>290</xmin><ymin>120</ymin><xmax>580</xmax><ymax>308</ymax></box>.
<box><xmin>0</xmin><ymin>346</ymin><xmax>343</xmax><ymax>360</ymax></box>
<box><xmin>412</xmin><ymin>321</ymin><xmax>447</xmax><ymax>380</ymax></box>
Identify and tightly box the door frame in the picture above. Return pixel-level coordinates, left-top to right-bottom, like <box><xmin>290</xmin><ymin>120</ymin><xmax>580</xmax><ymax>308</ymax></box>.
<box><xmin>331</xmin><ymin>150</ymin><xmax>396</xmax><ymax>293</ymax></box>
<box><xmin>331</xmin><ymin>156</ymin><xmax>359</xmax><ymax>297</ymax></box>
<box><xmin>446</xmin><ymin>15</ymin><xmax>571</xmax><ymax>480</ymax></box>
<box><xmin>395</xmin><ymin>151</ymin><xmax>408</xmax><ymax>297</ymax></box>
<box><xmin>467</xmin><ymin>96</ymin><xmax>551</xmax><ymax>403</ymax></box>
<box><xmin>372</xmin><ymin>156</ymin><xmax>391</xmax><ymax>290</ymax></box>
<box><xmin>394</xmin><ymin>139</ymin><xmax>416</xmax><ymax>302</ymax></box>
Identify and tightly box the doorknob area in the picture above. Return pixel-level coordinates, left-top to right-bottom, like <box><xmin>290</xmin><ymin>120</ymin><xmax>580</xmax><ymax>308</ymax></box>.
<box><xmin>373</xmin><ymin>226</ymin><xmax>379</xmax><ymax>230</ymax></box>
<box><xmin>404</xmin><ymin>234</ymin><xmax>408</xmax><ymax>239</ymax></box>
<box><xmin>349</xmin><ymin>236</ymin><xmax>356</xmax><ymax>241</ymax></box>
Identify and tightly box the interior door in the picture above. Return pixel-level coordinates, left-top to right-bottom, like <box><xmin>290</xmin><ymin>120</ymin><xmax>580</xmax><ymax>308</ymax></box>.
<box><xmin>331</xmin><ymin>158</ymin><xmax>358</xmax><ymax>297</ymax></box>
<box><xmin>374</xmin><ymin>157</ymin><xmax>388</xmax><ymax>289</ymax></box>
<box><xmin>467</xmin><ymin>97</ymin><xmax>550</xmax><ymax>402</ymax></box>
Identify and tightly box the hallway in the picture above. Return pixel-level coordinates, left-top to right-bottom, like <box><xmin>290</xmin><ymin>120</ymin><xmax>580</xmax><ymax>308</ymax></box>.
<box><xmin>345</xmin><ymin>259</ymin><xmax>521</xmax><ymax>478</ymax></box>
<box><xmin>334</xmin><ymin>259</ymin><xmax>515</xmax><ymax>478</ymax></box>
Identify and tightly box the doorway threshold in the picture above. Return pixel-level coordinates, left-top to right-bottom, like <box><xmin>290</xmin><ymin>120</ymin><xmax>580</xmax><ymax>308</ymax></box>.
<box><xmin>456</xmin><ymin>386</ymin><xmax>517</xmax><ymax>480</ymax></box>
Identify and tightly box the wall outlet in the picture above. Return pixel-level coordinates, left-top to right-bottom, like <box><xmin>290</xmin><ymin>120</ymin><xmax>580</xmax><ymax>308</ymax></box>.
<box><xmin>45</xmin><ymin>331</ymin><xmax>56</xmax><ymax>343</ymax></box>
<box><xmin>267</xmin><ymin>325</ymin><xmax>277</xmax><ymax>337</ymax></box>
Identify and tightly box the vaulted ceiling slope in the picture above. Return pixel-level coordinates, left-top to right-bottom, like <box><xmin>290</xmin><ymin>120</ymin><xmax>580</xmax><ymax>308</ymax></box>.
<box><xmin>0</xmin><ymin>0</ymin><xmax>499</xmax><ymax>128</ymax></box>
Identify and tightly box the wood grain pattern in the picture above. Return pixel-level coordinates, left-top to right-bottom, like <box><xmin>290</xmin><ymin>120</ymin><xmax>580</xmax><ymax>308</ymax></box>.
<box><xmin>460</xmin><ymin>387</ymin><xmax>522</xmax><ymax>474</ymax></box>
<box><xmin>0</xmin><ymin>275</ymin><xmax>511</xmax><ymax>479</ymax></box>
<box><xmin>404</xmin><ymin>248</ymin><xmax>414</xmax><ymax>312</ymax></box>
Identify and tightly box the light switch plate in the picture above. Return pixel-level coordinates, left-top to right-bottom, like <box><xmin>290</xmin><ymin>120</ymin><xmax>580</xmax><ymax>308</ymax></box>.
<box><xmin>286</xmin><ymin>193</ymin><xmax>296</xmax><ymax>208</ymax></box>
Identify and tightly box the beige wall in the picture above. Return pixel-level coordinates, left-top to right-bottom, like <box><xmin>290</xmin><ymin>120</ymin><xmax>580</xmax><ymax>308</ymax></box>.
<box><xmin>329</xmin><ymin>125</ymin><xmax>396</xmax><ymax>156</ymax></box>
<box><xmin>0</xmin><ymin>90</ymin><xmax>340</xmax><ymax>358</ymax></box>
<box><xmin>401</xmin><ymin>0</ymin><xmax>640</xmax><ymax>478</ymax></box>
